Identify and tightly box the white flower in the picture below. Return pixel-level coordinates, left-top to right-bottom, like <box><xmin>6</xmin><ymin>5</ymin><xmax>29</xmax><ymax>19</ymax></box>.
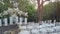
<box><xmin>3</xmin><ymin>11</ymin><xmax>8</xmax><ymax>15</ymax></box>
<box><xmin>3</xmin><ymin>7</ymin><xmax>28</xmax><ymax>17</ymax></box>
<box><xmin>25</xmin><ymin>12</ymin><xmax>28</xmax><ymax>16</ymax></box>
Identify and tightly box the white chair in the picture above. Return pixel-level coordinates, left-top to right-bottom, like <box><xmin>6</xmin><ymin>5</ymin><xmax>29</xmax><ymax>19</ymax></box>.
<box><xmin>51</xmin><ymin>33</ymin><xmax>59</xmax><ymax>34</ymax></box>
<box><xmin>50</xmin><ymin>23</ymin><xmax>55</xmax><ymax>26</ymax></box>
<box><xmin>31</xmin><ymin>29</ymin><xmax>39</xmax><ymax>34</ymax></box>
<box><xmin>39</xmin><ymin>29</ymin><xmax>47</xmax><ymax>34</ymax></box>
<box><xmin>53</xmin><ymin>26</ymin><xmax>60</xmax><ymax>32</ymax></box>
<box><xmin>39</xmin><ymin>25</ymin><xmax>47</xmax><ymax>29</ymax></box>
<box><xmin>46</xmin><ymin>28</ymin><xmax>54</xmax><ymax>33</ymax></box>
<box><xmin>27</xmin><ymin>26</ymin><xmax>33</xmax><ymax>31</ymax></box>
<box><xmin>18</xmin><ymin>30</ymin><xmax>30</xmax><ymax>34</ymax></box>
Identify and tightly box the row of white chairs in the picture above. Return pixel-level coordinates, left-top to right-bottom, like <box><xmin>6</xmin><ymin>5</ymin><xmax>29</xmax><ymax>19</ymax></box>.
<box><xmin>18</xmin><ymin>22</ymin><xmax>60</xmax><ymax>34</ymax></box>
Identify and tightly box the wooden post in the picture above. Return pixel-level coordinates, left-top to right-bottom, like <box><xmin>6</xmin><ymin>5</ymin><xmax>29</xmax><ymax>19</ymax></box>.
<box><xmin>15</xmin><ymin>16</ymin><xmax>18</xmax><ymax>24</ymax></box>
<box><xmin>0</xmin><ymin>19</ymin><xmax>2</xmax><ymax>26</ymax></box>
<box><xmin>10</xmin><ymin>17</ymin><xmax>13</xmax><ymax>25</ymax></box>
<box><xmin>20</xmin><ymin>17</ymin><xmax>23</xmax><ymax>24</ymax></box>
<box><xmin>4</xmin><ymin>18</ymin><xmax>8</xmax><ymax>26</ymax></box>
<box><xmin>25</xmin><ymin>18</ymin><xmax>27</xmax><ymax>24</ymax></box>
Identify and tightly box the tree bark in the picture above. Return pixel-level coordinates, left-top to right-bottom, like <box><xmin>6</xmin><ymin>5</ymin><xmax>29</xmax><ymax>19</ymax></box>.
<box><xmin>37</xmin><ymin>0</ymin><xmax>43</xmax><ymax>24</ymax></box>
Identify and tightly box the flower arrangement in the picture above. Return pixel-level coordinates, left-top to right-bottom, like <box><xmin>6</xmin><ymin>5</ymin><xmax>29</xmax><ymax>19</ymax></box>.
<box><xmin>0</xmin><ymin>7</ymin><xmax>28</xmax><ymax>19</ymax></box>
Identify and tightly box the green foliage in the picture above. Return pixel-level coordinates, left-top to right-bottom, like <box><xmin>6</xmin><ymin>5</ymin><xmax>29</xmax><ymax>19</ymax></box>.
<box><xmin>3</xmin><ymin>0</ymin><xmax>13</xmax><ymax>8</ymax></box>
<box><xmin>43</xmin><ymin>2</ymin><xmax>59</xmax><ymax>20</ymax></box>
<box><xmin>0</xmin><ymin>4</ymin><xmax>8</xmax><ymax>13</ymax></box>
<box><xmin>18</xmin><ymin>0</ymin><xmax>30</xmax><ymax>12</ymax></box>
<box><xmin>0</xmin><ymin>1</ymin><xmax>8</xmax><ymax>18</ymax></box>
<box><xmin>27</xmin><ymin>5</ymin><xmax>37</xmax><ymax>22</ymax></box>
<box><xmin>18</xmin><ymin>0</ymin><xmax>37</xmax><ymax>22</ymax></box>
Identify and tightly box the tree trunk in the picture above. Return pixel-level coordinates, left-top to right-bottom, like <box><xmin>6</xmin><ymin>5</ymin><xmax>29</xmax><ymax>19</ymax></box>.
<box><xmin>37</xmin><ymin>0</ymin><xmax>43</xmax><ymax>24</ymax></box>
